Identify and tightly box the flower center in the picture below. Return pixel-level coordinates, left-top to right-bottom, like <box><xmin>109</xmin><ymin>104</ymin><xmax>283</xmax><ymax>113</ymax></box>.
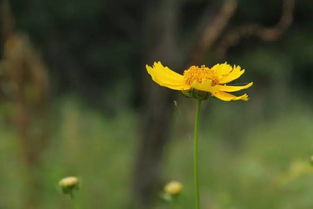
<box><xmin>183</xmin><ymin>65</ymin><xmax>218</xmax><ymax>86</ymax></box>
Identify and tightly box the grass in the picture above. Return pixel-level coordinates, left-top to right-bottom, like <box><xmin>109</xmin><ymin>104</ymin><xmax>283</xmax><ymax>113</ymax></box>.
<box><xmin>0</xmin><ymin>97</ymin><xmax>313</xmax><ymax>209</ymax></box>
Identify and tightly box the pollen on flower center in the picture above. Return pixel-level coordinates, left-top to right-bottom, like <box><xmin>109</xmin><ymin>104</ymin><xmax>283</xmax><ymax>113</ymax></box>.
<box><xmin>183</xmin><ymin>65</ymin><xmax>218</xmax><ymax>86</ymax></box>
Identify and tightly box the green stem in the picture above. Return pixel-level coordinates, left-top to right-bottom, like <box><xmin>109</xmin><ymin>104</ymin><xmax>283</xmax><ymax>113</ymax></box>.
<box><xmin>193</xmin><ymin>99</ymin><xmax>202</xmax><ymax>209</ymax></box>
<box><xmin>69</xmin><ymin>192</ymin><xmax>80</xmax><ymax>209</ymax></box>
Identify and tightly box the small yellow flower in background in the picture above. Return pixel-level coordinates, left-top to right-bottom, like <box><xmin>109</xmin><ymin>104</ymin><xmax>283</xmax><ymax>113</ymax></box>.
<box><xmin>164</xmin><ymin>181</ymin><xmax>183</xmax><ymax>196</ymax></box>
<box><xmin>161</xmin><ymin>181</ymin><xmax>183</xmax><ymax>202</ymax></box>
<box><xmin>277</xmin><ymin>160</ymin><xmax>313</xmax><ymax>185</ymax></box>
<box><xmin>59</xmin><ymin>176</ymin><xmax>79</xmax><ymax>198</ymax></box>
<box><xmin>146</xmin><ymin>61</ymin><xmax>253</xmax><ymax>101</ymax></box>
<box><xmin>59</xmin><ymin>176</ymin><xmax>78</xmax><ymax>188</ymax></box>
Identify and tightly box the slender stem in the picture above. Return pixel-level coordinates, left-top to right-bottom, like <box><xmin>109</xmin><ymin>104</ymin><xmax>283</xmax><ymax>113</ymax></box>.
<box><xmin>193</xmin><ymin>99</ymin><xmax>201</xmax><ymax>209</ymax></box>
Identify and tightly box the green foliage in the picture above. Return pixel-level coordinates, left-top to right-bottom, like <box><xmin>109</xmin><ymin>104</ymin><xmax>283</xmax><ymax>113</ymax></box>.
<box><xmin>166</xmin><ymin>102</ymin><xmax>313</xmax><ymax>209</ymax></box>
<box><xmin>1</xmin><ymin>97</ymin><xmax>313</xmax><ymax>208</ymax></box>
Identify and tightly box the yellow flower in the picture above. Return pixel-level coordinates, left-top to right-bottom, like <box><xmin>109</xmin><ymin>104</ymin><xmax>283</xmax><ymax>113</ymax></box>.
<box><xmin>146</xmin><ymin>61</ymin><xmax>253</xmax><ymax>101</ymax></box>
<box><xmin>164</xmin><ymin>181</ymin><xmax>183</xmax><ymax>196</ymax></box>
<box><xmin>59</xmin><ymin>176</ymin><xmax>78</xmax><ymax>188</ymax></box>
<box><xmin>59</xmin><ymin>176</ymin><xmax>79</xmax><ymax>195</ymax></box>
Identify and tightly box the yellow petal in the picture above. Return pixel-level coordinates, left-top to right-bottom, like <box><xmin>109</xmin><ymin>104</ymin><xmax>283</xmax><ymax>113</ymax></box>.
<box><xmin>146</xmin><ymin>62</ymin><xmax>190</xmax><ymax>90</ymax></box>
<box><xmin>213</xmin><ymin>91</ymin><xmax>249</xmax><ymax>101</ymax></box>
<box><xmin>211</xmin><ymin>62</ymin><xmax>233</xmax><ymax>76</ymax></box>
<box><xmin>191</xmin><ymin>80</ymin><xmax>219</xmax><ymax>93</ymax></box>
<box><xmin>219</xmin><ymin>65</ymin><xmax>245</xmax><ymax>84</ymax></box>
<box><xmin>216</xmin><ymin>82</ymin><xmax>253</xmax><ymax>92</ymax></box>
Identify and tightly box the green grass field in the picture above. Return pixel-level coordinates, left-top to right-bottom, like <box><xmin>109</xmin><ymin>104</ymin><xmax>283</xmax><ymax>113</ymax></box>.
<box><xmin>1</xmin><ymin>97</ymin><xmax>313</xmax><ymax>209</ymax></box>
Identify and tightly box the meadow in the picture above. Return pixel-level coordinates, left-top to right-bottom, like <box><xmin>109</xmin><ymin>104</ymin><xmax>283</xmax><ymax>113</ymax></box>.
<box><xmin>1</xmin><ymin>94</ymin><xmax>313</xmax><ymax>209</ymax></box>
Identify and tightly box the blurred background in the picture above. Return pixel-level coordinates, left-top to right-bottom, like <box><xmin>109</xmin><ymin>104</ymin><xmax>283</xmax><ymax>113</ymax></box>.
<box><xmin>0</xmin><ymin>0</ymin><xmax>313</xmax><ymax>208</ymax></box>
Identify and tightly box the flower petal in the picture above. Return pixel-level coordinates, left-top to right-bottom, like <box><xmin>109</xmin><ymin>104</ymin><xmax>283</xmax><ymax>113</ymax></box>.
<box><xmin>211</xmin><ymin>62</ymin><xmax>233</xmax><ymax>76</ymax></box>
<box><xmin>213</xmin><ymin>91</ymin><xmax>249</xmax><ymax>101</ymax></box>
<box><xmin>216</xmin><ymin>82</ymin><xmax>253</xmax><ymax>92</ymax></box>
<box><xmin>146</xmin><ymin>62</ymin><xmax>190</xmax><ymax>90</ymax></box>
<box><xmin>219</xmin><ymin>65</ymin><xmax>245</xmax><ymax>84</ymax></box>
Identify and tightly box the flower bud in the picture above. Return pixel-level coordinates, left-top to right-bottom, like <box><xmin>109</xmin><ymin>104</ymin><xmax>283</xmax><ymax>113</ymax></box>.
<box><xmin>164</xmin><ymin>181</ymin><xmax>183</xmax><ymax>196</ymax></box>
<box><xmin>59</xmin><ymin>176</ymin><xmax>79</xmax><ymax>197</ymax></box>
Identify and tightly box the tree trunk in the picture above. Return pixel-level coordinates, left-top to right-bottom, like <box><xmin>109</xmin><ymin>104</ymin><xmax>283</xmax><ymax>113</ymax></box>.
<box><xmin>132</xmin><ymin>0</ymin><xmax>183</xmax><ymax>208</ymax></box>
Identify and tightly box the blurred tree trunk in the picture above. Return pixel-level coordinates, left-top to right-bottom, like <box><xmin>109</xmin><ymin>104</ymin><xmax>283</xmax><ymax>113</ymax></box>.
<box><xmin>132</xmin><ymin>0</ymin><xmax>184</xmax><ymax>207</ymax></box>
<box><xmin>3</xmin><ymin>33</ymin><xmax>49</xmax><ymax>209</ymax></box>
<box><xmin>1</xmin><ymin>1</ymin><xmax>50</xmax><ymax>208</ymax></box>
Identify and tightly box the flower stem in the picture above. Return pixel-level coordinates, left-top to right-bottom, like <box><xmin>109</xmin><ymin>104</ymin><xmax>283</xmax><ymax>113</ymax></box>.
<box><xmin>193</xmin><ymin>99</ymin><xmax>202</xmax><ymax>209</ymax></box>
